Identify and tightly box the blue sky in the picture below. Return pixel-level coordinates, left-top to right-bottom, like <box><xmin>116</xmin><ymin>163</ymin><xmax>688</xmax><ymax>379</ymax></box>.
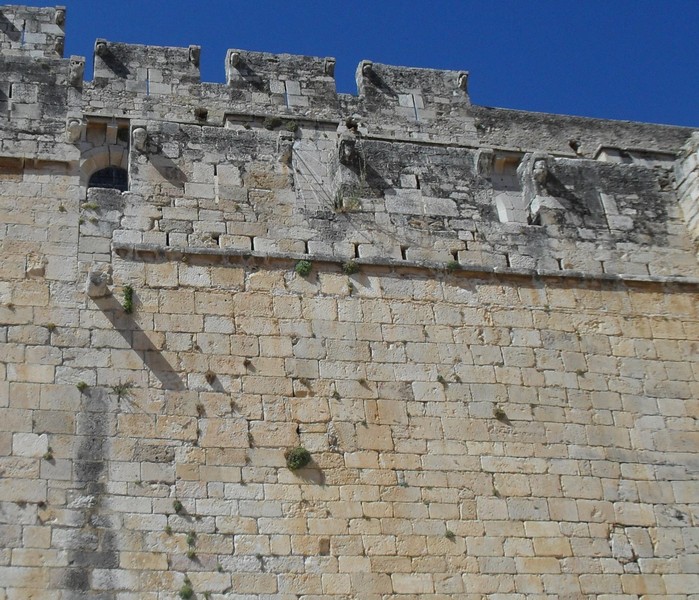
<box><xmin>20</xmin><ymin>0</ymin><xmax>699</xmax><ymax>126</ymax></box>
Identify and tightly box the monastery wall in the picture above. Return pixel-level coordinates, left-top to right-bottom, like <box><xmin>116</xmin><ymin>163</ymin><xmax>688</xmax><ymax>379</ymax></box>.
<box><xmin>1</xmin><ymin>5</ymin><xmax>698</xmax><ymax>599</ymax></box>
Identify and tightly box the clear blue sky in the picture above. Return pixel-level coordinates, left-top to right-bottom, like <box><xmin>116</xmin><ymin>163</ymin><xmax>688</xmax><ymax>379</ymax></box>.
<box><xmin>20</xmin><ymin>0</ymin><xmax>699</xmax><ymax>126</ymax></box>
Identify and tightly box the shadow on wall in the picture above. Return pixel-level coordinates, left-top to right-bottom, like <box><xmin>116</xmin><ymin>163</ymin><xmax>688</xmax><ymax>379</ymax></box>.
<box><xmin>94</xmin><ymin>41</ymin><xmax>130</xmax><ymax>78</ymax></box>
<box><xmin>0</xmin><ymin>10</ymin><xmax>22</xmax><ymax>42</ymax></box>
<box><xmin>63</xmin><ymin>385</ymin><xmax>119</xmax><ymax>594</ymax></box>
<box><xmin>91</xmin><ymin>293</ymin><xmax>184</xmax><ymax>391</ymax></box>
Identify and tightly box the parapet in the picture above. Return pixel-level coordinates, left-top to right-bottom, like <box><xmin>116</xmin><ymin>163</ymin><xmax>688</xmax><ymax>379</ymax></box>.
<box><xmin>226</xmin><ymin>49</ymin><xmax>337</xmax><ymax>110</ymax></box>
<box><xmin>350</xmin><ymin>61</ymin><xmax>474</xmax><ymax>143</ymax></box>
<box><xmin>93</xmin><ymin>40</ymin><xmax>201</xmax><ymax>92</ymax></box>
<box><xmin>0</xmin><ymin>4</ymin><xmax>65</xmax><ymax>57</ymax></box>
<box><xmin>357</xmin><ymin>60</ymin><xmax>469</xmax><ymax>113</ymax></box>
<box><xmin>1</xmin><ymin>4</ymin><xmax>698</xmax><ymax>278</ymax></box>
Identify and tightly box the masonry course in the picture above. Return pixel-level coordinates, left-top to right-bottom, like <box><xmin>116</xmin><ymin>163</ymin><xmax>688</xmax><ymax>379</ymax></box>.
<box><xmin>1</xmin><ymin>4</ymin><xmax>699</xmax><ymax>599</ymax></box>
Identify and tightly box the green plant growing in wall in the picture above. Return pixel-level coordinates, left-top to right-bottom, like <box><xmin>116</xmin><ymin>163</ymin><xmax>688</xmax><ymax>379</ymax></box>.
<box><xmin>493</xmin><ymin>406</ymin><xmax>508</xmax><ymax>422</ymax></box>
<box><xmin>263</xmin><ymin>116</ymin><xmax>282</xmax><ymax>130</ymax></box>
<box><xmin>179</xmin><ymin>577</ymin><xmax>194</xmax><ymax>599</ymax></box>
<box><xmin>342</xmin><ymin>260</ymin><xmax>360</xmax><ymax>275</ymax></box>
<box><xmin>446</xmin><ymin>260</ymin><xmax>460</xmax><ymax>272</ymax></box>
<box><xmin>76</xmin><ymin>381</ymin><xmax>88</xmax><ymax>392</ymax></box>
<box><xmin>285</xmin><ymin>447</ymin><xmax>311</xmax><ymax>470</ymax></box>
<box><xmin>110</xmin><ymin>381</ymin><xmax>133</xmax><ymax>400</ymax></box>
<box><xmin>445</xmin><ymin>529</ymin><xmax>456</xmax><ymax>540</ymax></box>
<box><xmin>122</xmin><ymin>285</ymin><xmax>134</xmax><ymax>314</ymax></box>
<box><xmin>43</xmin><ymin>447</ymin><xmax>54</xmax><ymax>461</ymax></box>
<box><xmin>295</xmin><ymin>260</ymin><xmax>312</xmax><ymax>277</ymax></box>
<box><xmin>283</xmin><ymin>120</ymin><xmax>298</xmax><ymax>132</ymax></box>
<box><xmin>173</xmin><ymin>499</ymin><xmax>184</xmax><ymax>514</ymax></box>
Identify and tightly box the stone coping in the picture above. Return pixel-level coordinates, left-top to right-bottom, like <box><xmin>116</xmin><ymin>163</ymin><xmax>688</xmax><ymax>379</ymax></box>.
<box><xmin>113</xmin><ymin>242</ymin><xmax>699</xmax><ymax>288</ymax></box>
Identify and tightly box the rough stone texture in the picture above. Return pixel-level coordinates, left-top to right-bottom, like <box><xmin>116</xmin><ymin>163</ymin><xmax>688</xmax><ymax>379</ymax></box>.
<box><xmin>677</xmin><ymin>132</ymin><xmax>699</xmax><ymax>256</ymax></box>
<box><xmin>1</xmin><ymin>5</ymin><xmax>698</xmax><ymax>600</ymax></box>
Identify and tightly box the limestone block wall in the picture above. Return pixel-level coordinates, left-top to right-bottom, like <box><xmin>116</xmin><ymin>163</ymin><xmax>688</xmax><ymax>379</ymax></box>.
<box><xmin>1</xmin><ymin>4</ymin><xmax>699</xmax><ymax>600</ymax></box>
<box><xmin>111</xmin><ymin>120</ymin><xmax>698</xmax><ymax>277</ymax></box>
<box><xmin>0</xmin><ymin>4</ymin><xmax>64</xmax><ymax>57</ymax></box>
<box><xmin>93</xmin><ymin>41</ymin><xmax>202</xmax><ymax>93</ymax></box>
<box><xmin>3</xmin><ymin>244</ymin><xmax>699</xmax><ymax>599</ymax></box>
<box><xmin>0</xmin><ymin>50</ymin><xmax>82</xmax><ymax>161</ymax></box>
<box><xmin>676</xmin><ymin>132</ymin><xmax>699</xmax><ymax>256</ymax></box>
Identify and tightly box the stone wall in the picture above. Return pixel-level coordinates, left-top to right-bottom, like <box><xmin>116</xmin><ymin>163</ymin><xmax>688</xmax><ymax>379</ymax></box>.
<box><xmin>1</xmin><ymin>5</ymin><xmax>698</xmax><ymax>600</ymax></box>
<box><xmin>676</xmin><ymin>132</ymin><xmax>699</xmax><ymax>257</ymax></box>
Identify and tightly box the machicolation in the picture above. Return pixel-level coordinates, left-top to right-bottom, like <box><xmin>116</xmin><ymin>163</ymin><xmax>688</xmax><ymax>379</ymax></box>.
<box><xmin>1</xmin><ymin>5</ymin><xmax>699</xmax><ymax>599</ymax></box>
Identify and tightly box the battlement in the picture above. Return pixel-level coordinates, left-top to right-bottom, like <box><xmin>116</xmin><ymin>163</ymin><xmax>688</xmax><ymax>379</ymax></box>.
<box><xmin>93</xmin><ymin>40</ymin><xmax>201</xmax><ymax>91</ymax></box>
<box><xmin>0</xmin><ymin>4</ymin><xmax>64</xmax><ymax>57</ymax></box>
<box><xmin>357</xmin><ymin>60</ymin><xmax>469</xmax><ymax>113</ymax></box>
<box><xmin>226</xmin><ymin>49</ymin><xmax>336</xmax><ymax>104</ymax></box>
<box><xmin>1</xmin><ymin>4</ymin><xmax>697</xmax><ymax>277</ymax></box>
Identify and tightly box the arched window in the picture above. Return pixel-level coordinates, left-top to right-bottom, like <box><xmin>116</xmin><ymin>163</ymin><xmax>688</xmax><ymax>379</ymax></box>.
<box><xmin>88</xmin><ymin>166</ymin><xmax>128</xmax><ymax>192</ymax></box>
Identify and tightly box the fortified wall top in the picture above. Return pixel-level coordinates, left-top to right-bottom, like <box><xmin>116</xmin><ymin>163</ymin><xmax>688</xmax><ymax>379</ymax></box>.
<box><xmin>2</xmin><ymin>4</ymin><xmax>699</xmax><ymax>280</ymax></box>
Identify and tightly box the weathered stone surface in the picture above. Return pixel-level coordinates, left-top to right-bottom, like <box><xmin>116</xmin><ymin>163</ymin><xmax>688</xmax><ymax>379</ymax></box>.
<box><xmin>0</xmin><ymin>5</ymin><xmax>698</xmax><ymax>600</ymax></box>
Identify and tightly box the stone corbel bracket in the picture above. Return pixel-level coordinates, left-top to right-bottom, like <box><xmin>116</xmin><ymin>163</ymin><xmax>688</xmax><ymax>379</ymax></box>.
<box><xmin>85</xmin><ymin>266</ymin><xmax>113</xmax><ymax>299</ymax></box>
<box><xmin>65</xmin><ymin>118</ymin><xmax>83</xmax><ymax>143</ymax></box>
<box><xmin>131</xmin><ymin>126</ymin><xmax>148</xmax><ymax>153</ymax></box>
<box><xmin>68</xmin><ymin>56</ymin><xmax>85</xmax><ymax>88</ymax></box>
<box><xmin>338</xmin><ymin>135</ymin><xmax>360</xmax><ymax>167</ymax></box>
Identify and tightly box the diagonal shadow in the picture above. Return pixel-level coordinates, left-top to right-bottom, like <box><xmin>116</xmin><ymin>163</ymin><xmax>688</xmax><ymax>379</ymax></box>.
<box><xmin>365</xmin><ymin>69</ymin><xmax>397</xmax><ymax>98</ymax></box>
<box><xmin>92</xmin><ymin>294</ymin><xmax>184</xmax><ymax>390</ymax></box>
<box><xmin>0</xmin><ymin>10</ymin><xmax>22</xmax><ymax>43</ymax></box>
<box><xmin>232</xmin><ymin>58</ymin><xmax>265</xmax><ymax>91</ymax></box>
<box><xmin>149</xmin><ymin>152</ymin><xmax>187</xmax><ymax>188</ymax></box>
<box><xmin>97</xmin><ymin>47</ymin><xmax>130</xmax><ymax>78</ymax></box>
<box><xmin>141</xmin><ymin>138</ymin><xmax>188</xmax><ymax>188</ymax></box>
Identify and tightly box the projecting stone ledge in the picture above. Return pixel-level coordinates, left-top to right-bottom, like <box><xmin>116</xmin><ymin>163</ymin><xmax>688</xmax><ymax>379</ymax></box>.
<box><xmin>111</xmin><ymin>242</ymin><xmax>699</xmax><ymax>288</ymax></box>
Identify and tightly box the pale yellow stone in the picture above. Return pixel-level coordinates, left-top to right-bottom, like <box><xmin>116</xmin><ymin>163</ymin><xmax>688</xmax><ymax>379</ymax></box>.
<box><xmin>120</xmin><ymin>551</ymin><xmax>168</xmax><ymax>570</ymax></box>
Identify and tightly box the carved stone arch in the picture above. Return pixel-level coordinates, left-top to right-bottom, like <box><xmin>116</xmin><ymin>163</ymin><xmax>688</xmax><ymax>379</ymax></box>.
<box><xmin>80</xmin><ymin>144</ymin><xmax>128</xmax><ymax>193</ymax></box>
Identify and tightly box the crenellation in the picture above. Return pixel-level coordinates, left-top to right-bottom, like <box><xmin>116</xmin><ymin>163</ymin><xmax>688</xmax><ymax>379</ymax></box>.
<box><xmin>93</xmin><ymin>40</ymin><xmax>202</xmax><ymax>91</ymax></box>
<box><xmin>355</xmin><ymin>61</ymin><xmax>475</xmax><ymax>143</ymax></box>
<box><xmin>1</xmin><ymin>4</ymin><xmax>698</xmax><ymax>600</ymax></box>
<box><xmin>226</xmin><ymin>49</ymin><xmax>339</xmax><ymax>113</ymax></box>
<box><xmin>0</xmin><ymin>4</ymin><xmax>64</xmax><ymax>58</ymax></box>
